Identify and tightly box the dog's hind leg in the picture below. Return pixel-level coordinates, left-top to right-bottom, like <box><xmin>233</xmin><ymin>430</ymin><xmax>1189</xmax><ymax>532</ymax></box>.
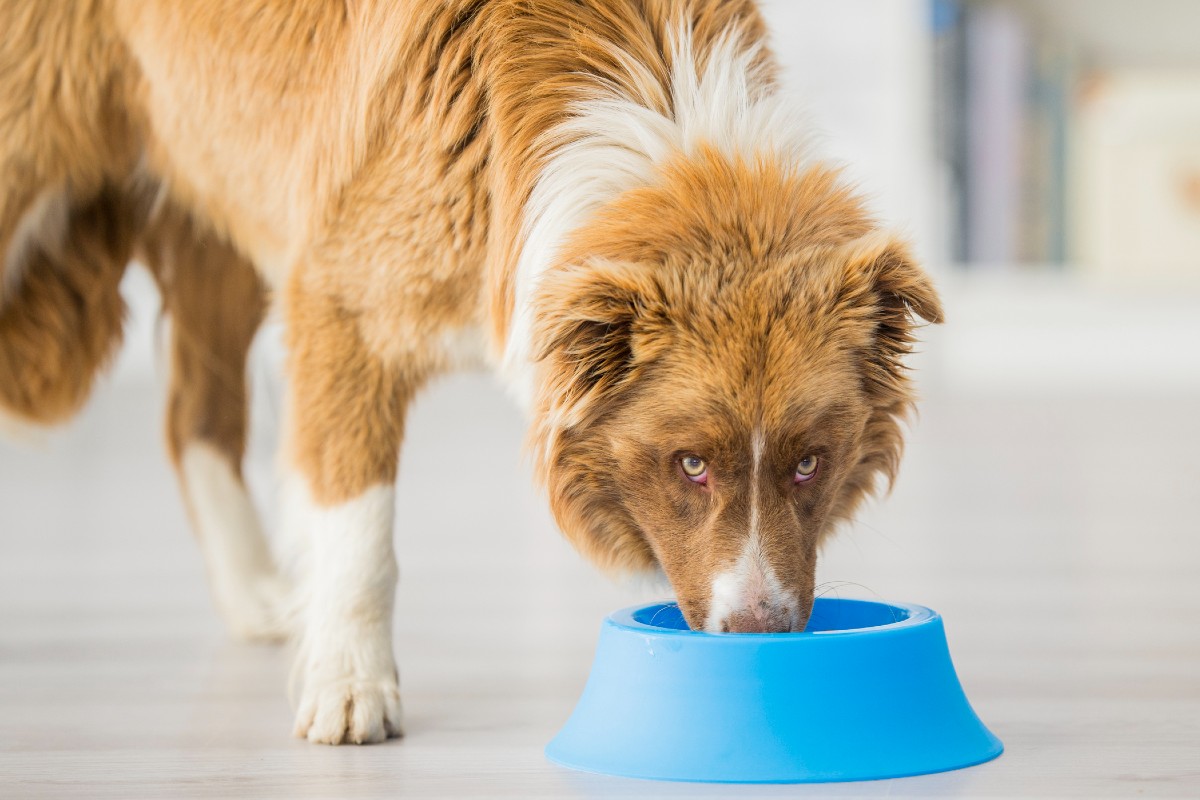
<box><xmin>0</xmin><ymin>188</ymin><xmax>135</xmax><ymax>432</ymax></box>
<box><xmin>0</xmin><ymin>0</ymin><xmax>144</xmax><ymax>432</ymax></box>
<box><xmin>141</xmin><ymin>207</ymin><xmax>287</xmax><ymax>642</ymax></box>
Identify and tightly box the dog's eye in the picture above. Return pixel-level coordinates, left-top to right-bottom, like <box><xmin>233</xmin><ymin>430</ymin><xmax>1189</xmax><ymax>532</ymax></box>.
<box><xmin>795</xmin><ymin>456</ymin><xmax>818</xmax><ymax>483</ymax></box>
<box><xmin>681</xmin><ymin>455</ymin><xmax>708</xmax><ymax>483</ymax></box>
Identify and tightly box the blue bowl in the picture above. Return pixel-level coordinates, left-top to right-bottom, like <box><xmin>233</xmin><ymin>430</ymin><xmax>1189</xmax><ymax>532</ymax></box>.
<box><xmin>546</xmin><ymin>598</ymin><xmax>1002</xmax><ymax>783</ymax></box>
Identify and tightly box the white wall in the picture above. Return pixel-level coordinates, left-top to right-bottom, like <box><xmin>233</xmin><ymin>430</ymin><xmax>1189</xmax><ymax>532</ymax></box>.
<box><xmin>760</xmin><ymin>0</ymin><xmax>942</xmax><ymax>265</ymax></box>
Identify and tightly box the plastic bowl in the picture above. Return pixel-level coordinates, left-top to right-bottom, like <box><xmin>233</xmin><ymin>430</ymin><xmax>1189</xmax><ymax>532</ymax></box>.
<box><xmin>546</xmin><ymin>597</ymin><xmax>1002</xmax><ymax>783</ymax></box>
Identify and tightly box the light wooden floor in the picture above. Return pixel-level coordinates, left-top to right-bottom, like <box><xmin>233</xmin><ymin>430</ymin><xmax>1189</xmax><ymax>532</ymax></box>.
<box><xmin>2</xmin><ymin>352</ymin><xmax>1199</xmax><ymax>797</ymax></box>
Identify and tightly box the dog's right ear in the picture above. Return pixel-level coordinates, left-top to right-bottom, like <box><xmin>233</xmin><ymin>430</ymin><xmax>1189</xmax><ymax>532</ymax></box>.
<box><xmin>837</xmin><ymin>233</ymin><xmax>944</xmax><ymax>326</ymax></box>
<box><xmin>530</xmin><ymin>259</ymin><xmax>661</xmax><ymax>431</ymax></box>
<box><xmin>832</xmin><ymin>233</ymin><xmax>943</xmax><ymax>400</ymax></box>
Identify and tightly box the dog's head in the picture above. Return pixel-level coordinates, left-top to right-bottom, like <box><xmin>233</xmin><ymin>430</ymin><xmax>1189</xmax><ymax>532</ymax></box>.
<box><xmin>530</xmin><ymin>156</ymin><xmax>942</xmax><ymax>633</ymax></box>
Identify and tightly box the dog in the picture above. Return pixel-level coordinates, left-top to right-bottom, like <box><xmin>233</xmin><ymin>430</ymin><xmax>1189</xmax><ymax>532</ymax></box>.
<box><xmin>0</xmin><ymin>0</ymin><xmax>943</xmax><ymax>744</ymax></box>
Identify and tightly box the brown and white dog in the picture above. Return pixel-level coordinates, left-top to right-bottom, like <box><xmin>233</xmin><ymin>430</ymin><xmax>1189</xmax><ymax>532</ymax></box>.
<box><xmin>0</xmin><ymin>0</ymin><xmax>942</xmax><ymax>744</ymax></box>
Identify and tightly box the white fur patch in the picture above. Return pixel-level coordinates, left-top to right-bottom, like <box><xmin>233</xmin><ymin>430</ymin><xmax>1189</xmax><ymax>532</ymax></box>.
<box><xmin>180</xmin><ymin>443</ymin><xmax>287</xmax><ymax>640</ymax></box>
<box><xmin>502</xmin><ymin>25</ymin><xmax>812</xmax><ymax>408</ymax></box>
<box><xmin>287</xmin><ymin>479</ymin><xmax>403</xmax><ymax>744</ymax></box>
<box><xmin>705</xmin><ymin>532</ymin><xmax>790</xmax><ymax>634</ymax></box>
<box><xmin>749</xmin><ymin>427</ymin><xmax>764</xmax><ymax>542</ymax></box>
<box><xmin>3</xmin><ymin>187</ymin><xmax>69</xmax><ymax>306</ymax></box>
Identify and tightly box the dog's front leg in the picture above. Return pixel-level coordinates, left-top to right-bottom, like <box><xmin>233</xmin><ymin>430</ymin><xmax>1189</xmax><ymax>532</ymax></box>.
<box><xmin>283</xmin><ymin>276</ymin><xmax>420</xmax><ymax>745</ymax></box>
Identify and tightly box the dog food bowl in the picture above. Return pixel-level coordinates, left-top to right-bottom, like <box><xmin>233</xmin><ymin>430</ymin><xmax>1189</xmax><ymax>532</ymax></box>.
<box><xmin>546</xmin><ymin>597</ymin><xmax>1002</xmax><ymax>783</ymax></box>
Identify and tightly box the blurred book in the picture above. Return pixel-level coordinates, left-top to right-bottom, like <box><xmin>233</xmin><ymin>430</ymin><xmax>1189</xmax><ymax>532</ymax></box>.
<box><xmin>964</xmin><ymin>2</ymin><xmax>1027</xmax><ymax>266</ymax></box>
<box><xmin>933</xmin><ymin>0</ymin><xmax>1076</xmax><ymax>269</ymax></box>
<box><xmin>1021</xmin><ymin>36</ymin><xmax>1072</xmax><ymax>265</ymax></box>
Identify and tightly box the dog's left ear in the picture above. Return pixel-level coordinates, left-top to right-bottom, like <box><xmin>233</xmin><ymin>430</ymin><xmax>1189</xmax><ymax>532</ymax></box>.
<box><xmin>836</xmin><ymin>233</ymin><xmax>943</xmax><ymax>395</ymax></box>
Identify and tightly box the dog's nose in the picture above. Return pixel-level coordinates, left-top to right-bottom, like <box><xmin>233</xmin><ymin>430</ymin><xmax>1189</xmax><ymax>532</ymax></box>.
<box><xmin>723</xmin><ymin>603</ymin><xmax>795</xmax><ymax>633</ymax></box>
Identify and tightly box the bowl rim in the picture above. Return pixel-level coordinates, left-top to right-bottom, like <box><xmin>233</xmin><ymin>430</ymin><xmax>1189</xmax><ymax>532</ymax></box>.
<box><xmin>607</xmin><ymin>597</ymin><xmax>938</xmax><ymax>640</ymax></box>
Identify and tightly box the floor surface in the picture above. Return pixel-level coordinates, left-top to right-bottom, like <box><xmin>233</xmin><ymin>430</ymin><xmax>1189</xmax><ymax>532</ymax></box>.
<box><xmin>2</xmin><ymin>342</ymin><xmax>1198</xmax><ymax>798</ymax></box>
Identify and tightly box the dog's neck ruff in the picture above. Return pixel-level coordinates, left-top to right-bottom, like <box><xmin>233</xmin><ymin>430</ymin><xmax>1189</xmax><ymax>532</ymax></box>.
<box><xmin>501</xmin><ymin>25</ymin><xmax>812</xmax><ymax>411</ymax></box>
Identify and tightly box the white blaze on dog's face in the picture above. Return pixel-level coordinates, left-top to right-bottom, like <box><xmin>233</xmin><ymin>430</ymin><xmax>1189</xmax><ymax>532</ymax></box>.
<box><xmin>531</xmin><ymin>160</ymin><xmax>943</xmax><ymax>634</ymax></box>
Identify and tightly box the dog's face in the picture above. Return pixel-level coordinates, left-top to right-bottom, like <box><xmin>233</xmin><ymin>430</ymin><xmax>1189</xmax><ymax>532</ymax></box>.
<box><xmin>586</xmin><ymin>318</ymin><xmax>873</xmax><ymax>633</ymax></box>
<box><xmin>531</xmin><ymin>159</ymin><xmax>942</xmax><ymax>633</ymax></box>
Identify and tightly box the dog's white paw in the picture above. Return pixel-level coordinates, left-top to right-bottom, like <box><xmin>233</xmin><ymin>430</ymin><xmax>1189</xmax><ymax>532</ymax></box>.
<box><xmin>284</xmin><ymin>481</ymin><xmax>401</xmax><ymax>744</ymax></box>
<box><xmin>216</xmin><ymin>572</ymin><xmax>291</xmax><ymax>643</ymax></box>
<box><xmin>294</xmin><ymin>675</ymin><xmax>404</xmax><ymax>745</ymax></box>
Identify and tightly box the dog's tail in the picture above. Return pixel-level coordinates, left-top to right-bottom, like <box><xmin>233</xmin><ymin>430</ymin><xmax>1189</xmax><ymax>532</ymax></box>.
<box><xmin>0</xmin><ymin>188</ymin><xmax>136</xmax><ymax>429</ymax></box>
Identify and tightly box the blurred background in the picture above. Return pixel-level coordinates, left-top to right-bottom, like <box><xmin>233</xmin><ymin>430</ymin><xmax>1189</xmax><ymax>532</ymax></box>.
<box><xmin>763</xmin><ymin>0</ymin><xmax>1200</xmax><ymax>394</ymax></box>
<box><xmin>770</xmin><ymin>0</ymin><xmax>1200</xmax><ymax>278</ymax></box>
<box><xmin>2</xmin><ymin>2</ymin><xmax>1198</xmax><ymax>795</ymax></box>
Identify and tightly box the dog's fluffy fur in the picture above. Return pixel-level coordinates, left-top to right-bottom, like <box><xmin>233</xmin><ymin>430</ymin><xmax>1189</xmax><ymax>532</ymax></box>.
<box><xmin>0</xmin><ymin>0</ymin><xmax>942</xmax><ymax>744</ymax></box>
